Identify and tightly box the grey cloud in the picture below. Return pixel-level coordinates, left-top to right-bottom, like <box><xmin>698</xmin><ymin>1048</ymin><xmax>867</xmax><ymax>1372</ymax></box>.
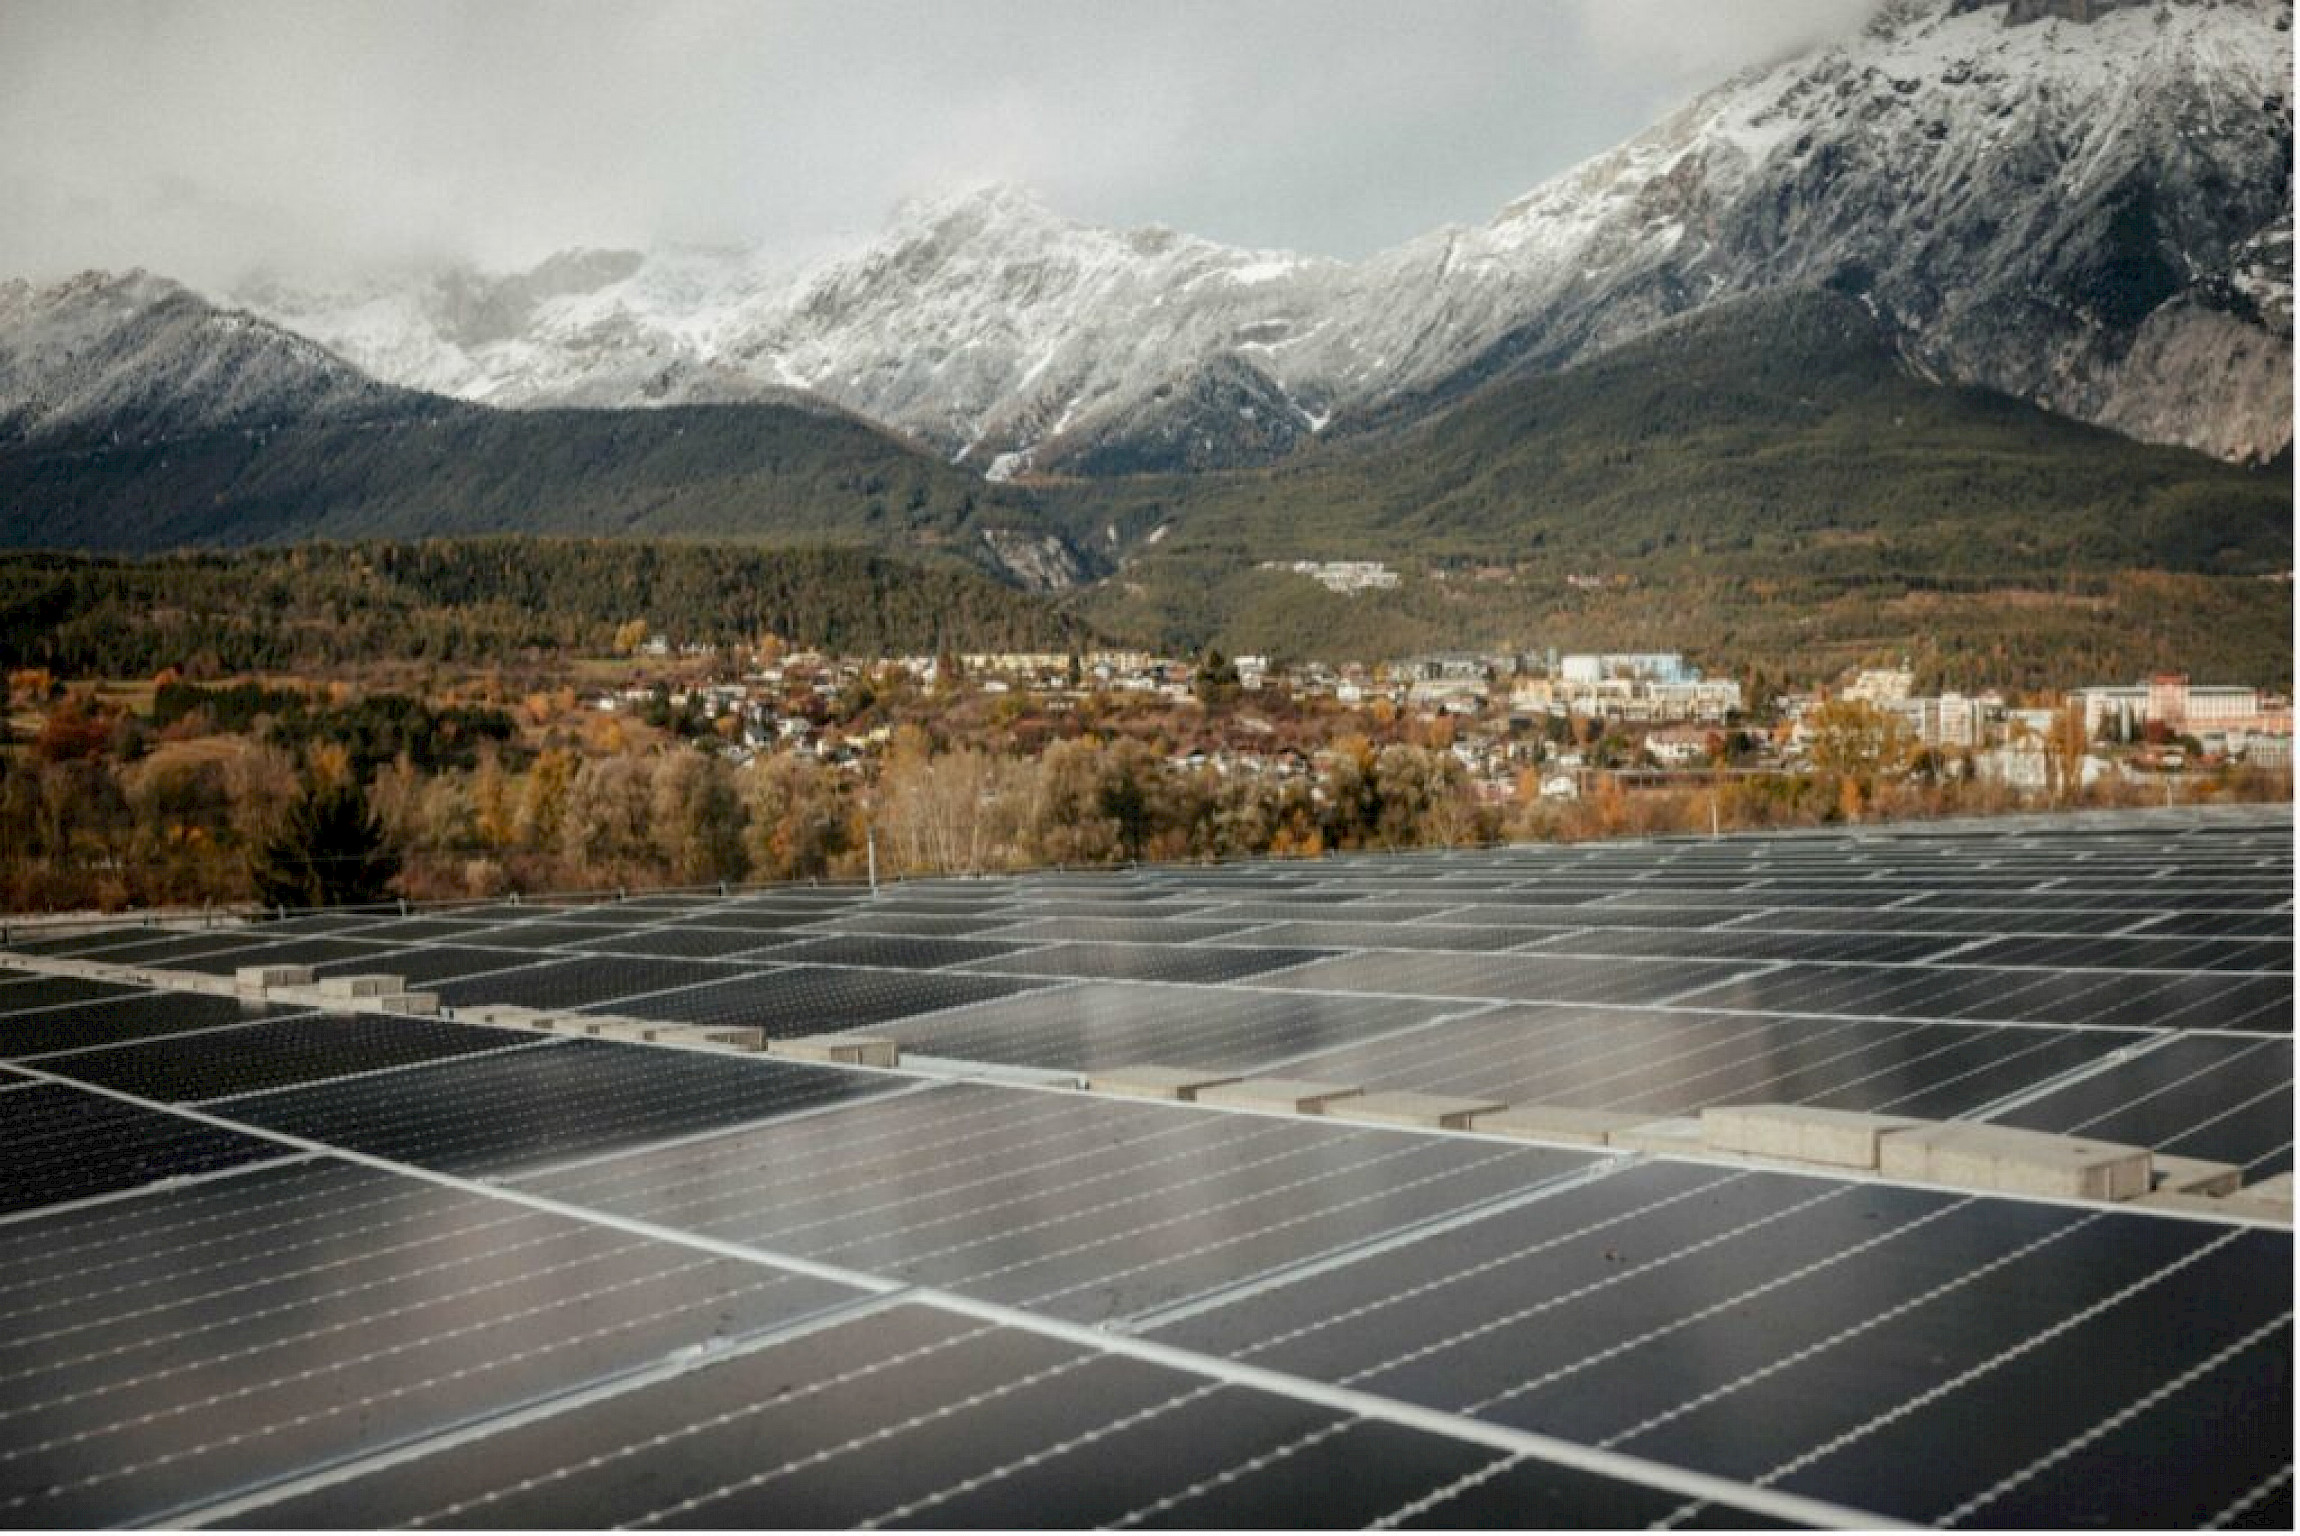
<box><xmin>0</xmin><ymin>0</ymin><xmax>1879</xmax><ymax>286</ymax></box>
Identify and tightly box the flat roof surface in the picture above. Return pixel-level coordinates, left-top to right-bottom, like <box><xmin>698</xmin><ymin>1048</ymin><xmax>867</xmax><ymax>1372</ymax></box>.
<box><xmin>0</xmin><ymin>804</ymin><xmax>2289</xmax><ymax>1527</ymax></box>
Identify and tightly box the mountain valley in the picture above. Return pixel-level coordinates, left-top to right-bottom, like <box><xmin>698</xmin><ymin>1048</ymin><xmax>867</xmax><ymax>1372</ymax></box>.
<box><xmin>0</xmin><ymin>0</ymin><xmax>2287</xmax><ymax>681</ymax></box>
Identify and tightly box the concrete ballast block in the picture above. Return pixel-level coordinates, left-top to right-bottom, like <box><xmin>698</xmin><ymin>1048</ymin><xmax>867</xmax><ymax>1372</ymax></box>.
<box><xmin>1328</xmin><ymin>1091</ymin><xmax>1506</xmax><ymax>1130</ymax></box>
<box><xmin>150</xmin><ymin>968</ymin><xmax>233</xmax><ymax>996</ymax></box>
<box><xmin>2133</xmin><ymin>1190</ymin><xmax>2253</xmax><ymax>1217</ymax></box>
<box><xmin>1087</xmin><ymin>1065</ymin><xmax>1243</xmax><ymax>1102</ymax></box>
<box><xmin>1605</xmin><ymin>1117</ymin><xmax>1708</xmax><ymax>1156</ymax></box>
<box><xmin>236</xmin><ymin>964</ymin><xmax>315</xmax><ymax>992</ymax></box>
<box><xmin>1467</xmin><ymin>1105</ymin><xmax>1645</xmax><ymax>1146</ymax></box>
<box><xmin>1878</xmin><ymin>1122</ymin><xmax>2152</xmax><ymax>1202</ymax></box>
<box><xmin>317</xmin><ymin>973</ymin><xmax>403</xmax><ymax>999</ymax></box>
<box><xmin>2152</xmin><ymin>1155</ymin><xmax>2243</xmax><ymax>1197</ymax></box>
<box><xmin>2223</xmin><ymin>1172</ymin><xmax>2294</xmax><ymax>1221</ymax></box>
<box><xmin>769</xmin><ymin>1035</ymin><xmax>900</xmax><ymax>1069</ymax></box>
<box><xmin>462</xmin><ymin>1004</ymin><xmax>550</xmax><ymax>1029</ymax></box>
<box><xmin>574</xmin><ymin>1013</ymin><xmax>657</xmax><ymax>1036</ymax></box>
<box><xmin>1194</xmin><ymin>1078</ymin><xmax>1365</xmax><ymax>1115</ymax></box>
<box><xmin>1701</xmin><ymin>1104</ymin><xmax>1928</xmax><ymax>1170</ymax></box>
<box><xmin>547</xmin><ymin>1013</ymin><xmax>609</xmax><ymax>1034</ymax></box>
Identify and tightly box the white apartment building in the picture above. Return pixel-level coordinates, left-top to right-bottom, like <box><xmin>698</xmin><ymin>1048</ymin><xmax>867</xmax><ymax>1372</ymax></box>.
<box><xmin>1558</xmin><ymin>653</ymin><xmax>1694</xmax><ymax>685</ymax></box>
<box><xmin>1890</xmin><ymin>691</ymin><xmax>1982</xmax><ymax>750</ymax></box>
<box><xmin>2076</xmin><ymin>675</ymin><xmax>2291</xmax><ymax>739</ymax></box>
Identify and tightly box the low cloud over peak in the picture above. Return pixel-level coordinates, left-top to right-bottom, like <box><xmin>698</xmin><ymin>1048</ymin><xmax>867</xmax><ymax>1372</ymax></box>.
<box><xmin>0</xmin><ymin>0</ymin><xmax>1878</xmax><ymax>286</ymax></box>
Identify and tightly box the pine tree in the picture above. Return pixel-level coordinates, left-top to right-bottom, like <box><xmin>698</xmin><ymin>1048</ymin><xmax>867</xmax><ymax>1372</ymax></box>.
<box><xmin>248</xmin><ymin>778</ymin><xmax>402</xmax><ymax>910</ymax></box>
<box><xmin>1193</xmin><ymin>648</ymin><xmax>1242</xmax><ymax>708</ymax></box>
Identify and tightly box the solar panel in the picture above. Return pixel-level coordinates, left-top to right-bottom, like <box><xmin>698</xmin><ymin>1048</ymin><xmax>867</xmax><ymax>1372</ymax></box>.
<box><xmin>454</xmin><ymin>919</ymin><xmax>631</xmax><ymax>950</ymax></box>
<box><xmin>0</xmin><ymin>992</ymin><xmax>298</xmax><ymax>1059</ymax></box>
<box><xmin>1259</xmin><ymin>950</ymin><xmax>1760</xmax><ymax>1006</ymax></box>
<box><xmin>0</xmin><ymin>1158</ymin><xmax>864</xmax><ymax>1528</ymax></box>
<box><xmin>710</xmin><ymin>890</ymin><xmax>870</xmax><ymax>914</ymax></box>
<box><xmin>1275</xmin><ymin>1005</ymin><xmax>2145</xmax><ymax>1121</ymax></box>
<box><xmin>873</xmin><ymin>979</ymin><xmax>1467</xmax><ymax>1072</ymax></box>
<box><xmin>1950</xmin><ymin>933</ymin><xmax>2291</xmax><ymax>972</ymax></box>
<box><xmin>987</xmin><ymin>914</ymin><xmax>1272</xmax><ymax>945</ymax></box>
<box><xmin>1519</xmin><ymin>927</ymin><xmax>1971</xmax><ymax>966</ymax></box>
<box><xmin>1005</xmin><ymin>897</ymin><xmax>1210</xmax><ymax>919</ymax></box>
<box><xmin>955</xmin><ymin>939</ymin><xmax>1332</xmax><ymax>985</ymax></box>
<box><xmin>158</xmin><ymin>935</ymin><xmax>409</xmax><ymax>975</ymax></box>
<box><xmin>2</xmin><ymin>925</ymin><xmax>224</xmax><ymax>957</ymax></box>
<box><xmin>240</xmin><ymin>911</ymin><xmax>394</xmax><ymax>935</ymax></box>
<box><xmin>795</xmin><ymin>909</ymin><xmax>1015</xmax><ymax>937</ymax></box>
<box><xmin>1209</xmin><ymin>918</ymin><xmax>1561</xmax><ymax>952</ymax></box>
<box><xmin>565</xmin><ymin>923</ymin><xmax>798</xmax><ymax>959</ymax></box>
<box><xmin>2132</xmin><ymin>909</ymin><xmax>2297</xmax><ymax>939</ymax></box>
<box><xmin>342</xmin><ymin>916</ymin><xmax>498</xmax><ymax>942</ymax></box>
<box><xmin>0</xmin><ymin>806</ymin><xmax>2286</xmax><ymax>1528</ymax></box>
<box><xmin>1436</xmin><ymin>902</ymin><xmax>1747</xmax><ymax>930</ymax></box>
<box><xmin>223</xmin><ymin>1039</ymin><xmax>906</xmax><ymax>1174</ymax></box>
<box><xmin>762</xmin><ymin>933</ymin><xmax>1035</xmax><ymax>970</ymax></box>
<box><xmin>304</xmin><ymin>942</ymin><xmax>537</xmax><ymax>985</ymax></box>
<box><xmin>0</xmin><ymin>1081</ymin><xmax>289</xmax><ymax>1213</ymax></box>
<box><xmin>435</xmin><ymin>954</ymin><xmax>766</xmax><ymax>1011</ymax></box>
<box><xmin>1671</xmin><ymin>962</ymin><xmax>2294</xmax><ymax>1033</ymax></box>
<box><xmin>1198</xmin><ymin>898</ymin><xmax>1457</xmax><ymax>922</ymax></box>
<box><xmin>0</xmin><ymin>972</ymin><xmax>143</xmax><ymax>1012</ymax></box>
<box><xmin>864</xmin><ymin>896</ymin><xmax>1023</xmax><ymax>917</ymax></box>
<box><xmin>1150</xmin><ymin>1162</ymin><xmax>2292</xmax><ymax>1529</ymax></box>
<box><xmin>33</xmin><ymin>1014</ymin><xmax>541</xmax><ymax>1103</ymax></box>
<box><xmin>428</xmin><ymin>901</ymin><xmax>572</xmax><ymax>922</ymax></box>
<box><xmin>214</xmin><ymin>1298</ymin><xmax>1799</xmax><ymax>1531</ymax></box>
<box><xmin>1723</xmin><ymin>905</ymin><xmax>2152</xmax><ymax>935</ymax></box>
<box><xmin>517</xmin><ymin>1081</ymin><xmax>1593</xmax><ymax>1322</ymax></box>
<box><xmin>1988</xmin><ymin>1035</ymin><xmax>2296</xmax><ymax>1177</ymax></box>
<box><xmin>611</xmin><ymin>964</ymin><xmax>1053</xmax><ymax>1035</ymax></box>
<box><xmin>41</xmin><ymin>929</ymin><xmax>278</xmax><ymax>969</ymax></box>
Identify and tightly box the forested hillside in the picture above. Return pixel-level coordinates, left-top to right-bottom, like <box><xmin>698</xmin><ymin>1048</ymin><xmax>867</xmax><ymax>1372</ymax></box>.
<box><xmin>1054</xmin><ymin>290</ymin><xmax>2292</xmax><ymax>686</ymax></box>
<box><xmin>0</xmin><ymin>392</ymin><xmax>1079</xmax><ymax>579</ymax></box>
<box><xmin>0</xmin><ymin>541</ymin><xmax>1099</xmax><ymax>676</ymax></box>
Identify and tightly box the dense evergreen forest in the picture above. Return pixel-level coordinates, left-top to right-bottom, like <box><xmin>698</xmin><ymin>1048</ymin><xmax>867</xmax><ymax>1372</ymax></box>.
<box><xmin>0</xmin><ymin>541</ymin><xmax>1100</xmax><ymax>676</ymax></box>
<box><xmin>0</xmin><ymin>393</ymin><xmax>1066</xmax><ymax>562</ymax></box>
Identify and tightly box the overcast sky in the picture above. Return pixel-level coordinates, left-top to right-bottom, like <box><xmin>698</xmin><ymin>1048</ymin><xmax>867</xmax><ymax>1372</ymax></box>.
<box><xmin>0</xmin><ymin>0</ymin><xmax>1875</xmax><ymax>286</ymax></box>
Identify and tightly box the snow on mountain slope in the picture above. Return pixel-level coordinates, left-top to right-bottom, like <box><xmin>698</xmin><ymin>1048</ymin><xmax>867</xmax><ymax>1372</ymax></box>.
<box><xmin>0</xmin><ymin>270</ymin><xmax>418</xmax><ymax>449</ymax></box>
<box><xmin>231</xmin><ymin>0</ymin><xmax>2291</xmax><ymax>470</ymax></box>
<box><xmin>233</xmin><ymin>246</ymin><xmax>807</xmax><ymax>410</ymax></box>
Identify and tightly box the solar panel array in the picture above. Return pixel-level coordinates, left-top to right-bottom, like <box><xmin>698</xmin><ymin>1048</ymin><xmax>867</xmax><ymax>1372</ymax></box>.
<box><xmin>0</xmin><ymin>805</ymin><xmax>2289</xmax><ymax>1528</ymax></box>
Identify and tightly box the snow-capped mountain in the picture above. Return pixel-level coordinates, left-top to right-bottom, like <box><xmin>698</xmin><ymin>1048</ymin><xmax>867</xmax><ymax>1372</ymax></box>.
<box><xmin>0</xmin><ymin>270</ymin><xmax>418</xmax><ymax>449</ymax></box>
<box><xmin>232</xmin><ymin>0</ymin><xmax>2291</xmax><ymax>471</ymax></box>
<box><xmin>230</xmin><ymin>246</ymin><xmax>815</xmax><ymax>413</ymax></box>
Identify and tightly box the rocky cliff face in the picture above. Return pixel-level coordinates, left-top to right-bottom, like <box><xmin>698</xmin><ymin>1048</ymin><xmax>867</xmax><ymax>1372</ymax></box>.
<box><xmin>213</xmin><ymin>0</ymin><xmax>2292</xmax><ymax>472</ymax></box>
<box><xmin>1677</xmin><ymin>0</ymin><xmax>2292</xmax><ymax>466</ymax></box>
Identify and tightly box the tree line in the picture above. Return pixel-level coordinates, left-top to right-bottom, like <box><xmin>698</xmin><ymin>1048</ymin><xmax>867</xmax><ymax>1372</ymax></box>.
<box><xmin>6</xmin><ymin>701</ymin><xmax>2284</xmax><ymax>915</ymax></box>
<box><xmin>0</xmin><ymin>541</ymin><xmax>1095</xmax><ymax>679</ymax></box>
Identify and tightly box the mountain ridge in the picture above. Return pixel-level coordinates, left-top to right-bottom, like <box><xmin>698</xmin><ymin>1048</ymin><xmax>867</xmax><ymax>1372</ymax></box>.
<box><xmin>221</xmin><ymin>0</ymin><xmax>2290</xmax><ymax>472</ymax></box>
<box><xmin>0</xmin><ymin>277</ymin><xmax>2284</xmax><ymax>683</ymax></box>
<box><xmin>1050</xmin><ymin>285</ymin><xmax>2290</xmax><ymax>674</ymax></box>
<box><xmin>0</xmin><ymin>273</ymin><xmax>1094</xmax><ymax>585</ymax></box>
